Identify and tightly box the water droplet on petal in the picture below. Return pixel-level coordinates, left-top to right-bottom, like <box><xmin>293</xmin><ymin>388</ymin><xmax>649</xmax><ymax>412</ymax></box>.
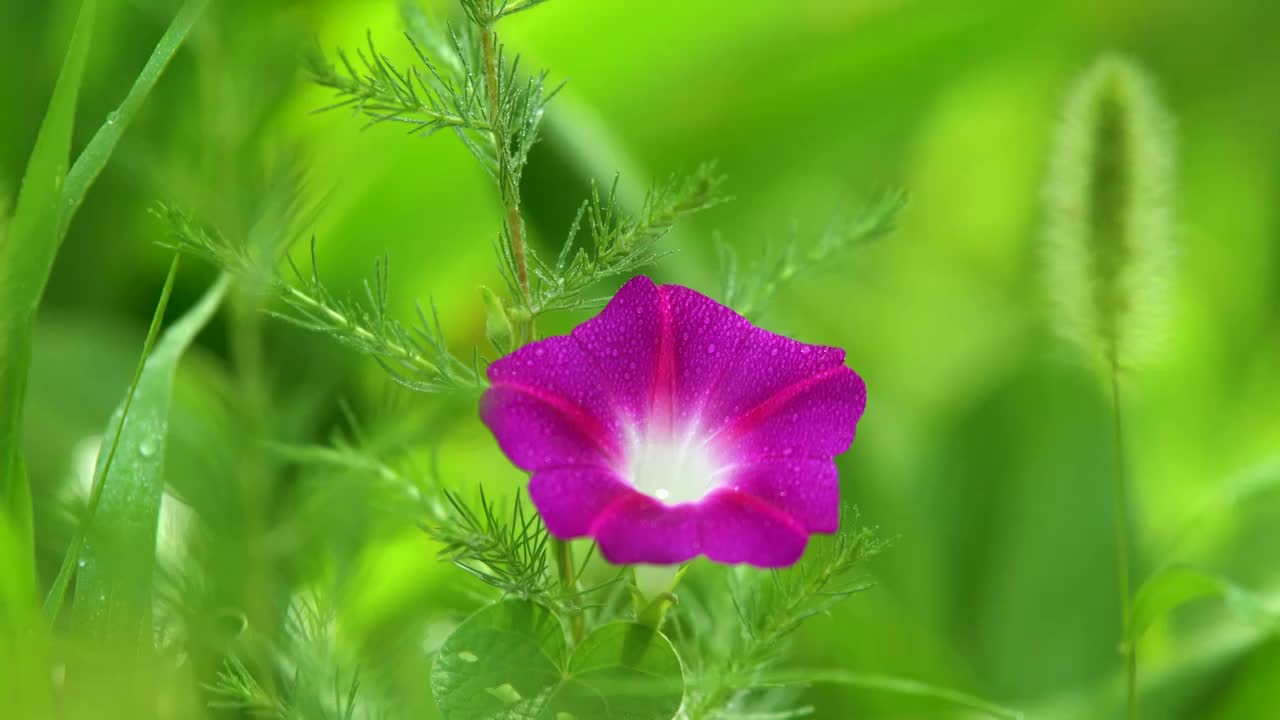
<box><xmin>707</xmin><ymin>344</ymin><xmax>716</xmax><ymax>354</ymax></box>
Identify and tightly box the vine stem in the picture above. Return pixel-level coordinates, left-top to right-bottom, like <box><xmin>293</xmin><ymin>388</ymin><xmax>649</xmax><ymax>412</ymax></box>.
<box><xmin>553</xmin><ymin>538</ymin><xmax>584</xmax><ymax>643</ymax></box>
<box><xmin>1109</xmin><ymin>359</ymin><xmax>1138</xmax><ymax>720</ymax></box>
<box><xmin>480</xmin><ymin>22</ymin><xmax>532</xmax><ymax>307</ymax></box>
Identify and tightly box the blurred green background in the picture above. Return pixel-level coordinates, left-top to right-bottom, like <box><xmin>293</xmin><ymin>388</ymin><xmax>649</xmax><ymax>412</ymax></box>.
<box><xmin>4</xmin><ymin>0</ymin><xmax>1279</xmax><ymax>717</ymax></box>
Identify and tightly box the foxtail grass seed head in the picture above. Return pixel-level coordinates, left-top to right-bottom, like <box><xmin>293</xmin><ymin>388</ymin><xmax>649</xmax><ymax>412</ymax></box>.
<box><xmin>1044</xmin><ymin>55</ymin><xmax>1176</xmax><ymax>370</ymax></box>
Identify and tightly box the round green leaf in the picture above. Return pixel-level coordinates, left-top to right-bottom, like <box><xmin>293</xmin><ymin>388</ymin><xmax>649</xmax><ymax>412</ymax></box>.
<box><xmin>433</xmin><ymin>600</ymin><xmax>684</xmax><ymax>720</ymax></box>
<box><xmin>559</xmin><ymin>622</ymin><xmax>684</xmax><ymax>720</ymax></box>
<box><xmin>433</xmin><ymin>600</ymin><xmax>566</xmax><ymax>719</ymax></box>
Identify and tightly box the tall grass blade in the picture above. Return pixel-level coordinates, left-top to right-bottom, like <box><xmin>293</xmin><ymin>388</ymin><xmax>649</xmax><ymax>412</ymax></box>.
<box><xmin>68</xmin><ymin>268</ymin><xmax>228</xmax><ymax>643</ymax></box>
<box><xmin>759</xmin><ymin>668</ymin><xmax>1025</xmax><ymax>719</ymax></box>
<box><xmin>58</xmin><ymin>0</ymin><xmax>210</xmax><ymax>238</ymax></box>
<box><xmin>0</xmin><ymin>0</ymin><xmax>96</xmax><ymax>591</ymax></box>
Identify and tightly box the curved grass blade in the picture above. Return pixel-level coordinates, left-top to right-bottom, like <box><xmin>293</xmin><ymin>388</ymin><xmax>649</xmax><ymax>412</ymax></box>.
<box><xmin>40</xmin><ymin>256</ymin><xmax>181</xmax><ymax>624</ymax></box>
<box><xmin>68</xmin><ymin>268</ymin><xmax>229</xmax><ymax>642</ymax></box>
<box><xmin>58</xmin><ymin>0</ymin><xmax>210</xmax><ymax>239</ymax></box>
<box><xmin>1132</xmin><ymin>565</ymin><xmax>1279</xmax><ymax>642</ymax></box>
<box><xmin>0</xmin><ymin>0</ymin><xmax>96</xmax><ymax>583</ymax></box>
<box><xmin>757</xmin><ymin>668</ymin><xmax>1025</xmax><ymax>720</ymax></box>
<box><xmin>41</xmin><ymin>261</ymin><xmax>218</xmax><ymax>627</ymax></box>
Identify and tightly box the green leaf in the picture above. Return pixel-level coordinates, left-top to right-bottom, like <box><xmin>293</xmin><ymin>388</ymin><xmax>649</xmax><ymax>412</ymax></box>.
<box><xmin>557</xmin><ymin>622</ymin><xmax>684</xmax><ymax>719</ymax></box>
<box><xmin>1131</xmin><ymin>565</ymin><xmax>1279</xmax><ymax>641</ymax></box>
<box><xmin>0</xmin><ymin>0</ymin><xmax>96</xmax><ymax>570</ymax></box>
<box><xmin>68</xmin><ymin>271</ymin><xmax>230</xmax><ymax>643</ymax></box>
<box><xmin>432</xmin><ymin>599</ymin><xmax>683</xmax><ymax>720</ymax></box>
<box><xmin>41</xmin><ymin>258</ymin><xmax>183</xmax><ymax>624</ymax></box>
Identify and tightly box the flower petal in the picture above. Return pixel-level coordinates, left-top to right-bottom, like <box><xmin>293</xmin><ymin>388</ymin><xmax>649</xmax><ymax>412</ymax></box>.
<box><xmin>659</xmin><ymin>285</ymin><xmax>753</xmax><ymax>427</ymax></box>
<box><xmin>479</xmin><ymin>385</ymin><xmax>618</xmax><ymax>472</ymax></box>
<box><xmin>571</xmin><ymin>276</ymin><xmax>663</xmax><ymax>428</ymax></box>
<box><xmin>591</xmin><ymin>494</ymin><xmax>700</xmax><ymax>565</ymax></box>
<box><xmin>728</xmin><ymin>459</ymin><xmax>841</xmax><ymax>533</ymax></box>
<box><xmin>528</xmin><ymin>467</ymin><xmax>633</xmax><ymax>538</ymax></box>
<box><xmin>488</xmin><ymin>336</ymin><xmax>622</xmax><ymax>434</ymax></box>
<box><xmin>700</xmin><ymin>328</ymin><xmax>849</xmax><ymax>435</ymax></box>
<box><xmin>712</xmin><ymin>365</ymin><xmax>866</xmax><ymax>460</ymax></box>
<box><xmin>485</xmin><ymin>335</ymin><xmax>626</xmax><ymax>467</ymax></box>
<box><xmin>698</xmin><ymin>489</ymin><xmax>809</xmax><ymax>567</ymax></box>
<box><xmin>589</xmin><ymin>488</ymin><xmax>811</xmax><ymax>567</ymax></box>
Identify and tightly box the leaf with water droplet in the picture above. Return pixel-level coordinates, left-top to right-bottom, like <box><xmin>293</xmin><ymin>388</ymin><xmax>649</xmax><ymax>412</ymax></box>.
<box><xmin>432</xmin><ymin>599</ymin><xmax>683</xmax><ymax>720</ymax></box>
<box><xmin>70</xmin><ymin>274</ymin><xmax>228</xmax><ymax>644</ymax></box>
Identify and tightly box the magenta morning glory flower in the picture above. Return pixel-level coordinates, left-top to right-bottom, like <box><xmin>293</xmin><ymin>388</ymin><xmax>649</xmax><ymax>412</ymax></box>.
<box><xmin>479</xmin><ymin>276</ymin><xmax>867</xmax><ymax>568</ymax></box>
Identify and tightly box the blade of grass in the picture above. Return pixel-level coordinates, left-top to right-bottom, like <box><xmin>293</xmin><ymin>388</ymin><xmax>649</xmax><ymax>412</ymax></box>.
<box><xmin>41</xmin><ymin>256</ymin><xmax>185</xmax><ymax>624</ymax></box>
<box><xmin>58</xmin><ymin>0</ymin><xmax>210</xmax><ymax>238</ymax></box>
<box><xmin>1</xmin><ymin>0</ymin><xmax>206</xmax><ymax>591</ymax></box>
<box><xmin>757</xmin><ymin>668</ymin><xmax>1025</xmax><ymax>720</ymax></box>
<box><xmin>0</xmin><ymin>506</ymin><xmax>51</xmax><ymax>716</ymax></box>
<box><xmin>0</xmin><ymin>0</ymin><xmax>96</xmax><ymax>588</ymax></box>
<box><xmin>2</xmin><ymin>452</ymin><xmax>34</xmax><ymax>604</ymax></box>
<box><xmin>70</xmin><ymin>269</ymin><xmax>229</xmax><ymax>643</ymax></box>
<box><xmin>1132</xmin><ymin>566</ymin><xmax>1278</xmax><ymax>641</ymax></box>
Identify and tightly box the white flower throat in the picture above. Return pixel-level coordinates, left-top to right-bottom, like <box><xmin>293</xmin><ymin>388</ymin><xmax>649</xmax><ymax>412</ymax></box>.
<box><xmin>625</xmin><ymin>428</ymin><xmax>723</xmax><ymax>505</ymax></box>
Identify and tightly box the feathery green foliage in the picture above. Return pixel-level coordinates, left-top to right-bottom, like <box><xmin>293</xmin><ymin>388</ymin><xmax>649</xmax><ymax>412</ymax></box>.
<box><xmin>166</xmin><ymin>0</ymin><xmax>727</xmax><ymax>391</ymax></box>
<box><xmin>158</xmin><ymin>204</ymin><xmax>485</xmax><ymax>394</ymax></box>
<box><xmin>208</xmin><ymin>593</ymin><xmax>376</xmax><ymax>720</ymax></box>
<box><xmin>522</xmin><ymin>164</ymin><xmax>729</xmax><ymax>316</ymax></box>
<box><xmin>424</xmin><ymin>487</ymin><xmax>555</xmax><ymax>601</ymax></box>
<box><xmin>676</xmin><ymin>523</ymin><xmax>882</xmax><ymax>719</ymax></box>
<box><xmin>719</xmin><ymin>189</ymin><xmax>906</xmax><ymax>321</ymax></box>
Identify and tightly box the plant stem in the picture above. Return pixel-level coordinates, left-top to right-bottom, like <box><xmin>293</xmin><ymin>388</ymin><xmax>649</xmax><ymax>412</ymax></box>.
<box><xmin>479</xmin><ymin>22</ymin><xmax>532</xmax><ymax>307</ymax></box>
<box><xmin>552</xmin><ymin>538</ymin><xmax>584</xmax><ymax>643</ymax></box>
<box><xmin>1109</xmin><ymin>360</ymin><xmax>1138</xmax><ymax>720</ymax></box>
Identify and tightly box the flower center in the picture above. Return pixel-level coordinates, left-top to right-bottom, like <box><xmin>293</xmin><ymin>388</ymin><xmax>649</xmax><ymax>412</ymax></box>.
<box><xmin>625</xmin><ymin>429</ymin><xmax>722</xmax><ymax>505</ymax></box>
